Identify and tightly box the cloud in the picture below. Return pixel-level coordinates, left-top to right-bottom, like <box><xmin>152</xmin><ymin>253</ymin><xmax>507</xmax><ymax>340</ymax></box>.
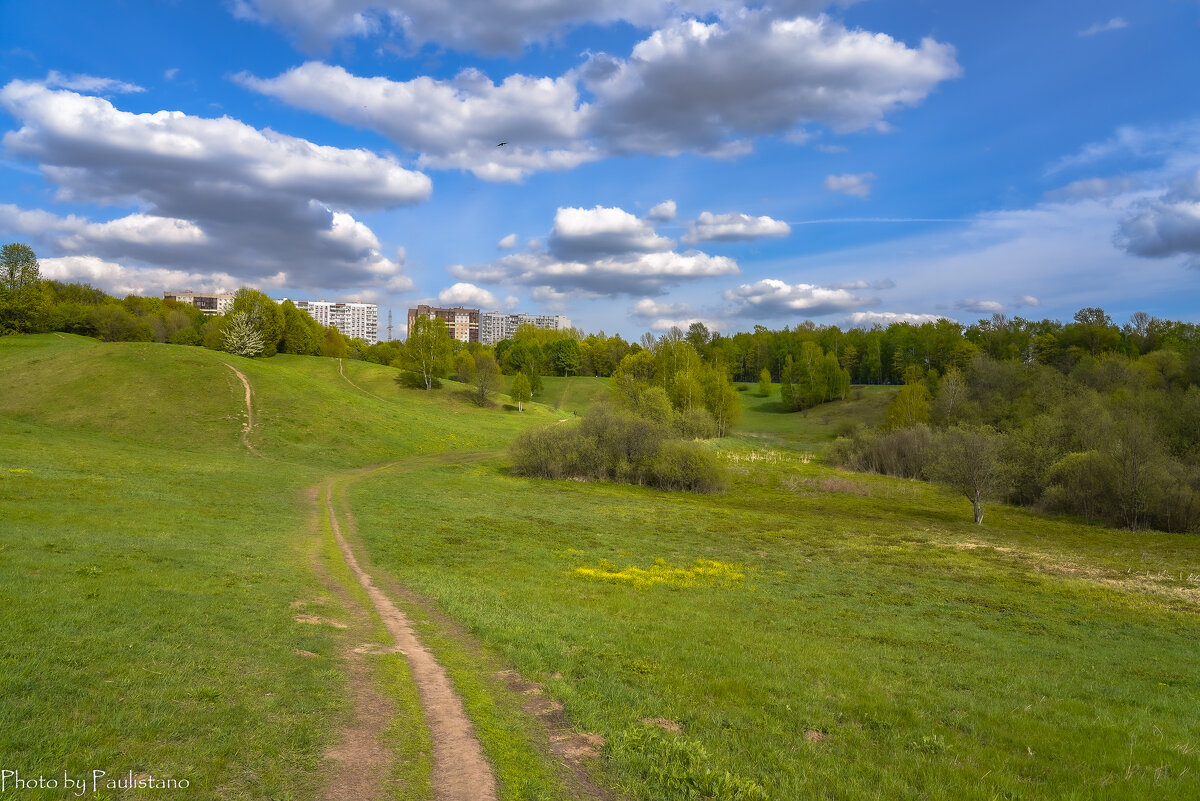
<box><xmin>1013</xmin><ymin>295</ymin><xmax>1041</xmax><ymax>308</ymax></box>
<box><xmin>0</xmin><ymin>79</ymin><xmax>428</xmax><ymax>292</ymax></box>
<box><xmin>723</xmin><ymin>278</ymin><xmax>876</xmax><ymax>317</ymax></box>
<box><xmin>549</xmin><ymin>205</ymin><xmax>673</xmax><ymax>260</ymax></box>
<box><xmin>629</xmin><ymin>297</ymin><xmax>694</xmax><ymax>318</ymax></box>
<box><xmin>824</xmin><ymin>172</ymin><xmax>876</xmax><ymax>198</ymax></box>
<box><xmin>236</xmin><ymin>62</ymin><xmax>595</xmax><ymax>181</ymax></box>
<box><xmin>646</xmin><ymin>200</ymin><xmax>677</xmax><ymax>222</ymax></box>
<box><xmin>437</xmin><ymin>281</ymin><xmax>499</xmax><ymax>308</ymax></box>
<box><xmin>450</xmin><ymin>204</ymin><xmax>739</xmax><ymax>297</ymax></box>
<box><xmin>43</xmin><ymin>71</ymin><xmax>144</xmax><ymax>94</ymax></box>
<box><xmin>585</xmin><ymin>14</ymin><xmax>959</xmax><ymax>156</ymax></box>
<box><xmin>452</xmin><ymin>248</ymin><xmax>739</xmax><ymax>297</ymax></box>
<box><xmin>955</xmin><ymin>298</ymin><xmax>1006</xmax><ymax>313</ymax></box>
<box><xmin>1079</xmin><ymin>18</ymin><xmax>1128</xmax><ymax>37</ymax></box>
<box><xmin>684</xmin><ymin>211</ymin><xmax>790</xmax><ymax>243</ymax></box>
<box><xmin>164</xmin><ymin>68</ymin><xmax>180</xmax><ymax>81</ymax></box>
<box><xmin>497</xmin><ymin>233</ymin><xmax>519</xmax><ymax>250</ymax></box>
<box><xmin>1117</xmin><ymin>170</ymin><xmax>1200</xmax><ymax>266</ymax></box>
<box><xmin>829</xmin><ymin>277</ymin><xmax>895</xmax><ymax>290</ymax></box>
<box><xmin>842</xmin><ymin>311</ymin><xmax>948</xmax><ymax>328</ymax></box>
<box><xmin>1047</xmin><ymin>121</ymin><xmax>1200</xmax><ymax>175</ymax></box>
<box><xmin>1045</xmin><ymin>176</ymin><xmax>1139</xmax><ymax>201</ymax></box>
<box><xmin>39</xmin><ymin>255</ymin><xmax>243</xmax><ymax>298</ymax></box>
<box><xmin>230</xmin><ymin>0</ymin><xmax>842</xmax><ymax>55</ymax></box>
<box><xmin>239</xmin><ymin>13</ymin><xmax>958</xmax><ymax>179</ymax></box>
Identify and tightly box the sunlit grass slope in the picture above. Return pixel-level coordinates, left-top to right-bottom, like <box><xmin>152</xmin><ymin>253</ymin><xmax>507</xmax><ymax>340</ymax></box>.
<box><xmin>0</xmin><ymin>334</ymin><xmax>557</xmax><ymax>800</ymax></box>
<box><xmin>349</xmin><ymin>443</ymin><xmax>1200</xmax><ymax>801</ymax></box>
<box><xmin>531</xmin><ymin>376</ymin><xmax>610</xmax><ymax>414</ymax></box>
<box><xmin>734</xmin><ymin>383</ymin><xmax>899</xmax><ymax>451</ymax></box>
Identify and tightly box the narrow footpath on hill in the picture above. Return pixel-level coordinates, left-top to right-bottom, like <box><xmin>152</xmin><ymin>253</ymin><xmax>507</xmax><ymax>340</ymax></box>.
<box><xmin>321</xmin><ymin>464</ymin><xmax>499</xmax><ymax>801</ymax></box>
<box><xmin>220</xmin><ymin>361</ymin><xmax>263</xmax><ymax>457</ymax></box>
<box><xmin>314</xmin><ymin>452</ymin><xmax>613</xmax><ymax>801</ymax></box>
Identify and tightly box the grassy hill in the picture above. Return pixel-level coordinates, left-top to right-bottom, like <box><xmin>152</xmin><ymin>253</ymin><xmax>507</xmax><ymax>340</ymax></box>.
<box><xmin>2</xmin><ymin>335</ymin><xmax>1199</xmax><ymax>801</ymax></box>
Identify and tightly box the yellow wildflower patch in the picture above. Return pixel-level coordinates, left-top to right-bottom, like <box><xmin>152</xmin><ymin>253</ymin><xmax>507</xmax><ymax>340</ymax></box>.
<box><xmin>8</xmin><ymin>468</ymin><xmax>31</xmax><ymax>474</ymax></box>
<box><xmin>574</xmin><ymin>558</ymin><xmax>744</xmax><ymax>589</ymax></box>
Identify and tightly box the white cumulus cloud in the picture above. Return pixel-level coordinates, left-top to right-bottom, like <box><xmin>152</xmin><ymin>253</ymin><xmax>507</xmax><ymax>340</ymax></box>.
<box><xmin>0</xmin><ymin>79</ymin><xmax>427</xmax><ymax>292</ymax></box>
<box><xmin>684</xmin><ymin>211</ymin><xmax>790</xmax><ymax>243</ymax></box>
<box><xmin>437</xmin><ymin>282</ymin><xmax>499</xmax><ymax>308</ymax></box>
<box><xmin>723</xmin><ymin>278</ymin><xmax>876</xmax><ymax>317</ymax></box>
<box><xmin>238</xmin><ymin>13</ymin><xmax>958</xmax><ymax>180</ymax></box>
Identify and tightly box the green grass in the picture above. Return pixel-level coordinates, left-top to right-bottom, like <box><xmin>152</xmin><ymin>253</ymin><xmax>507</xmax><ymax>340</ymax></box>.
<box><xmin>733</xmin><ymin>383</ymin><xmax>899</xmax><ymax>451</ymax></box>
<box><xmin>0</xmin><ymin>335</ymin><xmax>556</xmax><ymax>800</ymax></box>
<box><xmin>0</xmin><ymin>416</ymin><xmax>343</xmax><ymax>800</ymax></box>
<box><xmin>531</xmin><ymin>376</ymin><xmax>610</xmax><ymax>415</ymax></box>
<box><xmin>346</xmin><ymin>445</ymin><xmax>1200</xmax><ymax>800</ymax></box>
<box><xmin>5</xmin><ymin>336</ymin><xmax>1199</xmax><ymax>801</ymax></box>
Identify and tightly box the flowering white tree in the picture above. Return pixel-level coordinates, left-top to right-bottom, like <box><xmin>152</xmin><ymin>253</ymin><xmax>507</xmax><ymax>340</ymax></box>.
<box><xmin>223</xmin><ymin>311</ymin><xmax>265</xmax><ymax>358</ymax></box>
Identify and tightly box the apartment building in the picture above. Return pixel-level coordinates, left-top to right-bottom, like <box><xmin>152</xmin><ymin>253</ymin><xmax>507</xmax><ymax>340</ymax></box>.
<box><xmin>163</xmin><ymin>291</ymin><xmax>234</xmax><ymax>315</ymax></box>
<box><xmin>407</xmin><ymin>305</ymin><xmax>480</xmax><ymax>343</ymax></box>
<box><xmin>284</xmin><ymin>299</ymin><xmax>379</xmax><ymax>344</ymax></box>
<box><xmin>479</xmin><ymin>311</ymin><xmax>571</xmax><ymax>345</ymax></box>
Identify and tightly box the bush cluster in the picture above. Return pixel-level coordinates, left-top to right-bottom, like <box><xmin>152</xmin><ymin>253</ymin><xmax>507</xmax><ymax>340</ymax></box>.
<box><xmin>509</xmin><ymin>404</ymin><xmax>727</xmax><ymax>493</ymax></box>
<box><xmin>831</xmin><ymin>352</ymin><xmax>1200</xmax><ymax>532</ymax></box>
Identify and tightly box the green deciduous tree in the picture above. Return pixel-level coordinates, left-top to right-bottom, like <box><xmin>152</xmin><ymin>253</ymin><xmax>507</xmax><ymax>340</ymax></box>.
<box><xmin>471</xmin><ymin>351</ymin><xmax>500</xmax><ymax>405</ymax></box>
<box><xmin>884</xmin><ymin>383</ymin><xmax>932</xmax><ymax>430</ymax></box>
<box><xmin>0</xmin><ymin>242</ymin><xmax>50</xmax><ymax>333</ymax></box>
<box><xmin>925</xmin><ymin>425</ymin><xmax>1011</xmax><ymax>524</ymax></box>
<box><xmin>510</xmin><ymin>371</ymin><xmax>532</xmax><ymax>411</ymax></box>
<box><xmin>757</xmin><ymin>368</ymin><xmax>772</xmax><ymax>397</ymax></box>
<box><xmin>406</xmin><ymin>315</ymin><xmax>453</xmax><ymax>390</ymax></box>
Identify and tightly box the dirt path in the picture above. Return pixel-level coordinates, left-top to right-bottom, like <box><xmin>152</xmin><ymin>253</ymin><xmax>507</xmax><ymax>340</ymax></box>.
<box><xmin>339</xmin><ymin>358</ymin><xmax>389</xmax><ymax>403</ymax></box>
<box><xmin>324</xmin><ymin>481</ymin><xmax>499</xmax><ymax>801</ymax></box>
<box><xmin>221</xmin><ymin>362</ymin><xmax>263</xmax><ymax>457</ymax></box>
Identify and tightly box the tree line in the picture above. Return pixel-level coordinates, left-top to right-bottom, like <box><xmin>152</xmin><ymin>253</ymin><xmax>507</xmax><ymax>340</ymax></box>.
<box><xmin>831</xmin><ymin>345</ymin><xmax>1200</xmax><ymax>532</ymax></box>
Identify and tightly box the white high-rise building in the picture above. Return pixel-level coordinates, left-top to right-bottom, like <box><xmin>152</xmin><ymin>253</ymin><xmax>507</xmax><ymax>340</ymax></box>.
<box><xmin>163</xmin><ymin>291</ymin><xmax>234</xmax><ymax>315</ymax></box>
<box><xmin>479</xmin><ymin>312</ymin><xmax>571</xmax><ymax>345</ymax></box>
<box><xmin>280</xmin><ymin>299</ymin><xmax>379</xmax><ymax>344</ymax></box>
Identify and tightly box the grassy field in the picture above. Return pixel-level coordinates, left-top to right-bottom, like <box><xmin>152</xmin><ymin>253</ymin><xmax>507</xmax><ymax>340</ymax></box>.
<box><xmin>347</xmin><ymin>445</ymin><xmax>1200</xmax><ymax>800</ymax></box>
<box><xmin>734</xmin><ymin>382</ymin><xmax>899</xmax><ymax>451</ymax></box>
<box><xmin>3</xmin><ymin>334</ymin><xmax>1199</xmax><ymax>800</ymax></box>
<box><xmin>0</xmin><ymin>335</ymin><xmax>559</xmax><ymax>800</ymax></box>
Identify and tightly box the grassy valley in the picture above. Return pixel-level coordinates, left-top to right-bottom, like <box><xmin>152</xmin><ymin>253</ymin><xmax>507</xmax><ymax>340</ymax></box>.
<box><xmin>2</xmin><ymin>334</ymin><xmax>1198</xmax><ymax>800</ymax></box>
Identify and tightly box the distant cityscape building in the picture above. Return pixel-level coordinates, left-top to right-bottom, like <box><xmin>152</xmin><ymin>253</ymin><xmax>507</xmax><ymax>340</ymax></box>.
<box><xmin>405</xmin><ymin>306</ymin><xmax>570</xmax><ymax>345</ymax></box>
<box><xmin>280</xmin><ymin>299</ymin><xmax>379</xmax><ymax>345</ymax></box>
<box><xmin>479</xmin><ymin>311</ymin><xmax>571</xmax><ymax>345</ymax></box>
<box><xmin>407</xmin><ymin>305</ymin><xmax>480</xmax><ymax>343</ymax></box>
<box><xmin>163</xmin><ymin>290</ymin><xmax>234</xmax><ymax>316</ymax></box>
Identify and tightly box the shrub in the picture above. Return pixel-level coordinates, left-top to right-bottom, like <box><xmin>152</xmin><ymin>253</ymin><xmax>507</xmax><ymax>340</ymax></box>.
<box><xmin>510</xmin><ymin>403</ymin><xmax>727</xmax><ymax>493</ymax></box>
<box><xmin>830</xmin><ymin>424</ymin><xmax>933</xmax><ymax>479</ymax></box>
<box><xmin>674</xmin><ymin>406</ymin><xmax>718</xmax><ymax>439</ymax></box>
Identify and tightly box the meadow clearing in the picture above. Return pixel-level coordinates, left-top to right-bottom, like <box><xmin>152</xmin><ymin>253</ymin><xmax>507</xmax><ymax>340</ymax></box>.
<box><xmin>1</xmin><ymin>334</ymin><xmax>1198</xmax><ymax>800</ymax></box>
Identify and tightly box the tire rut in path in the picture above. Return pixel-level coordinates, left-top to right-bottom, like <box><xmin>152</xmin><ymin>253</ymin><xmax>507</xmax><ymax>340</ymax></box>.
<box><xmin>325</xmin><ymin>483</ymin><xmax>499</xmax><ymax>801</ymax></box>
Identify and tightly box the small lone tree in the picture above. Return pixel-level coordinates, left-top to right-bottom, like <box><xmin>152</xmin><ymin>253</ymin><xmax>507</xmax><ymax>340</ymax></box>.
<box><xmin>223</xmin><ymin>311</ymin><xmax>265</xmax><ymax>358</ymax></box>
<box><xmin>406</xmin><ymin>315</ymin><xmax>452</xmax><ymax>390</ymax></box>
<box><xmin>510</xmin><ymin>371</ymin><xmax>532</xmax><ymax>411</ymax></box>
<box><xmin>757</xmin><ymin>368</ymin><xmax>772</xmax><ymax>397</ymax></box>
<box><xmin>925</xmin><ymin>425</ymin><xmax>1011</xmax><ymax>524</ymax></box>
<box><xmin>471</xmin><ymin>351</ymin><xmax>500</xmax><ymax>406</ymax></box>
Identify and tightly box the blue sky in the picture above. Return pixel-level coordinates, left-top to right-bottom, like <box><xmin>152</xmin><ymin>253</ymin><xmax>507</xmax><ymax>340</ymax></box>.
<box><xmin>2</xmin><ymin>0</ymin><xmax>1198</xmax><ymax>339</ymax></box>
